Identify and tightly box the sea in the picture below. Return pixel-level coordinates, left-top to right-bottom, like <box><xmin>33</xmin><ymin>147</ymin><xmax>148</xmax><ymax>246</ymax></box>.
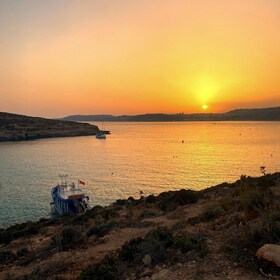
<box><xmin>0</xmin><ymin>121</ymin><xmax>279</xmax><ymax>228</ymax></box>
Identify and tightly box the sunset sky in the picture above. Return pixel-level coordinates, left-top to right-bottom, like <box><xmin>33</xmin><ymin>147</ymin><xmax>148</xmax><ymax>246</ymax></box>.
<box><xmin>1</xmin><ymin>0</ymin><xmax>280</xmax><ymax>117</ymax></box>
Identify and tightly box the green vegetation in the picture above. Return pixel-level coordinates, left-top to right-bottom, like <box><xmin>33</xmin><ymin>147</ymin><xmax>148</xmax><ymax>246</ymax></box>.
<box><xmin>79</xmin><ymin>227</ymin><xmax>208</xmax><ymax>280</ymax></box>
<box><xmin>52</xmin><ymin>226</ymin><xmax>87</xmax><ymax>251</ymax></box>
<box><xmin>87</xmin><ymin>221</ymin><xmax>120</xmax><ymax>238</ymax></box>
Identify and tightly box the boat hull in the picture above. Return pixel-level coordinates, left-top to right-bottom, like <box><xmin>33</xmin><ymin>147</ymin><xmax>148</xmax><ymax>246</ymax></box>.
<box><xmin>51</xmin><ymin>186</ymin><xmax>90</xmax><ymax>215</ymax></box>
<box><xmin>96</xmin><ymin>132</ymin><xmax>106</xmax><ymax>139</ymax></box>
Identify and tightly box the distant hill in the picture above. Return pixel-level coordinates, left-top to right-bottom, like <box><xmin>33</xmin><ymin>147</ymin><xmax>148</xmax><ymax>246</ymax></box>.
<box><xmin>0</xmin><ymin>112</ymin><xmax>101</xmax><ymax>142</ymax></box>
<box><xmin>61</xmin><ymin>106</ymin><xmax>280</xmax><ymax>122</ymax></box>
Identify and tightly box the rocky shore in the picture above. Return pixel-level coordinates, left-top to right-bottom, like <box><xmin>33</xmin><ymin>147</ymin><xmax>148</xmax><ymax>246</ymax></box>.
<box><xmin>0</xmin><ymin>112</ymin><xmax>103</xmax><ymax>142</ymax></box>
<box><xmin>1</xmin><ymin>173</ymin><xmax>280</xmax><ymax>279</ymax></box>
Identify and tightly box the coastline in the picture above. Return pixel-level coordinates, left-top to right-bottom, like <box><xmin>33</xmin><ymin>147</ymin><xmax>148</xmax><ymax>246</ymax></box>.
<box><xmin>0</xmin><ymin>112</ymin><xmax>106</xmax><ymax>142</ymax></box>
<box><xmin>1</xmin><ymin>173</ymin><xmax>280</xmax><ymax>279</ymax></box>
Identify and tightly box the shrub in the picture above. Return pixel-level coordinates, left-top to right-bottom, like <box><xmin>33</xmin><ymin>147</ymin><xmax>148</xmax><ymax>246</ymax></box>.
<box><xmin>101</xmin><ymin>208</ymin><xmax>120</xmax><ymax>220</ymax></box>
<box><xmin>147</xmin><ymin>227</ymin><xmax>173</xmax><ymax>246</ymax></box>
<box><xmin>157</xmin><ymin>190</ymin><xmax>200</xmax><ymax>212</ymax></box>
<box><xmin>87</xmin><ymin>221</ymin><xmax>119</xmax><ymax>238</ymax></box>
<box><xmin>119</xmin><ymin>237</ymin><xmax>143</xmax><ymax>262</ymax></box>
<box><xmin>53</xmin><ymin>226</ymin><xmax>87</xmax><ymax>251</ymax></box>
<box><xmin>173</xmin><ymin>236</ymin><xmax>209</xmax><ymax>257</ymax></box>
<box><xmin>235</xmin><ymin>175</ymin><xmax>274</xmax><ymax>213</ymax></box>
<box><xmin>0</xmin><ymin>220</ymin><xmax>45</xmax><ymax>244</ymax></box>
<box><xmin>119</xmin><ymin>227</ymin><xmax>173</xmax><ymax>265</ymax></box>
<box><xmin>173</xmin><ymin>189</ymin><xmax>200</xmax><ymax>205</ymax></box>
<box><xmin>0</xmin><ymin>251</ymin><xmax>16</xmax><ymax>265</ymax></box>
<box><xmin>140</xmin><ymin>209</ymin><xmax>157</xmax><ymax>218</ymax></box>
<box><xmin>202</xmin><ymin>204</ymin><xmax>225</xmax><ymax>221</ymax></box>
<box><xmin>115</xmin><ymin>199</ymin><xmax>127</xmax><ymax>206</ymax></box>
<box><xmin>16</xmin><ymin>247</ymin><xmax>30</xmax><ymax>258</ymax></box>
<box><xmin>71</xmin><ymin>205</ymin><xmax>104</xmax><ymax>225</ymax></box>
<box><xmin>78</xmin><ymin>256</ymin><xmax>118</xmax><ymax>280</ymax></box>
<box><xmin>146</xmin><ymin>195</ymin><xmax>156</xmax><ymax>204</ymax></box>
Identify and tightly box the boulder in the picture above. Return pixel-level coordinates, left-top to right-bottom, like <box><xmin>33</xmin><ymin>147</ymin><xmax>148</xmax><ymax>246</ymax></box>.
<box><xmin>256</xmin><ymin>244</ymin><xmax>280</xmax><ymax>267</ymax></box>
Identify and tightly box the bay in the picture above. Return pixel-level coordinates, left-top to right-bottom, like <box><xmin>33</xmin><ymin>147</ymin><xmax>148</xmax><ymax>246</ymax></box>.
<box><xmin>0</xmin><ymin>121</ymin><xmax>279</xmax><ymax>228</ymax></box>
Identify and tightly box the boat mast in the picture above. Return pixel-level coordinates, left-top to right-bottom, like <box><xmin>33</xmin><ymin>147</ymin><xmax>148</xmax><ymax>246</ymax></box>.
<box><xmin>59</xmin><ymin>174</ymin><xmax>68</xmax><ymax>185</ymax></box>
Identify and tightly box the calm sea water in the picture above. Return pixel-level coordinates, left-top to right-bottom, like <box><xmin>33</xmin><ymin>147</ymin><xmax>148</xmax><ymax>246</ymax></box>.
<box><xmin>0</xmin><ymin>121</ymin><xmax>279</xmax><ymax>228</ymax></box>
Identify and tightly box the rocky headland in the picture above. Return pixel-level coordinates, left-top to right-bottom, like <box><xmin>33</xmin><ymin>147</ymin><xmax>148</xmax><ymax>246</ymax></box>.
<box><xmin>0</xmin><ymin>112</ymin><xmax>105</xmax><ymax>142</ymax></box>
<box><xmin>1</xmin><ymin>173</ymin><xmax>280</xmax><ymax>279</ymax></box>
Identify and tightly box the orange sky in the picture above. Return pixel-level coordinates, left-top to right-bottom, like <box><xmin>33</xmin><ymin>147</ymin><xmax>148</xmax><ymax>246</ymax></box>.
<box><xmin>0</xmin><ymin>0</ymin><xmax>280</xmax><ymax>117</ymax></box>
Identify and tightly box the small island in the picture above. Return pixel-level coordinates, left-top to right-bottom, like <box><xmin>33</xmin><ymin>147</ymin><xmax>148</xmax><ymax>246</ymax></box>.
<box><xmin>1</xmin><ymin>173</ymin><xmax>280</xmax><ymax>279</ymax></box>
<box><xmin>0</xmin><ymin>112</ymin><xmax>106</xmax><ymax>142</ymax></box>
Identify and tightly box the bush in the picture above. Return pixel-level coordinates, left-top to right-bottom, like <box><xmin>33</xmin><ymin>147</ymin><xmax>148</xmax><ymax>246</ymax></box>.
<box><xmin>87</xmin><ymin>221</ymin><xmax>119</xmax><ymax>238</ymax></box>
<box><xmin>53</xmin><ymin>226</ymin><xmax>87</xmax><ymax>251</ymax></box>
<box><xmin>146</xmin><ymin>195</ymin><xmax>156</xmax><ymax>204</ymax></box>
<box><xmin>235</xmin><ymin>175</ymin><xmax>274</xmax><ymax>213</ymax></box>
<box><xmin>147</xmin><ymin>227</ymin><xmax>173</xmax><ymax>246</ymax></box>
<box><xmin>79</xmin><ymin>227</ymin><xmax>209</xmax><ymax>279</ymax></box>
<box><xmin>119</xmin><ymin>227</ymin><xmax>173</xmax><ymax>265</ymax></box>
<box><xmin>119</xmin><ymin>237</ymin><xmax>143</xmax><ymax>262</ymax></box>
<box><xmin>0</xmin><ymin>220</ymin><xmax>46</xmax><ymax>244</ymax></box>
<box><xmin>173</xmin><ymin>236</ymin><xmax>208</xmax><ymax>257</ymax></box>
<box><xmin>0</xmin><ymin>251</ymin><xmax>16</xmax><ymax>265</ymax></box>
<box><xmin>78</xmin><ymin>256</ymin><xmax>118</xmax><ymax>280</ymax></box>
<box><xmin>71</xmin><ymin>205</ymin><xmax>104</xmax><ymax>225</ymax></box>
<box><xmin>202</xmin><ymin>204</ymin><xmax>225</xmax><ymax>221</ymax></box>
<box><xmin>115</xmin><ymin>199</ymin><xmax>127</xmax><ymax>206</ymax></box>
<box><xmin>157</xmin><ymin>190</ymin><xmax>200</xmax><ymax>212</ymax></box>
<box><xmin>174</xmin><ymin>189</ymin><xmax>200</xmax><ymax>205</ymax></box>
<box><xmin>16</xmin><ymin>247</ymin><xmax>30</xmax><ymax>258</ymax></box>
<box><xmin>140</xmin><ymin>209</ymin><xmax>157</xmax><ymax>218</ymax></box>
<box><xmin>101</xmin><ymin>208</ymin><xmax>120</xmax><ymax>220</ymax></box>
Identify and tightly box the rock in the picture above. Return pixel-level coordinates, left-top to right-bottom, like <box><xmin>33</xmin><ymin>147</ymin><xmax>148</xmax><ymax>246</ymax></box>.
<box><xmin>142</xmin><ymin>254</ymin><xmax>152</xmax><ymax>266</ymax></box>
<box><xmin>256</xmin><ymin>244</ymin><xmax>280</xmax><ymax>267</ymax></box>
<box><xmin>141</xmin><ymin>269</ymin><xmax>153</xmax><ymax>277</ymax></box>
<box><xmin>151</xmin><ymin>269</ymin><xmax>170</xmax><ymax>280</ymax></box>
<box><xmin>177</xmin><ymin>263</ymin><xmax>183</xmax><ymax>268</ymax></box>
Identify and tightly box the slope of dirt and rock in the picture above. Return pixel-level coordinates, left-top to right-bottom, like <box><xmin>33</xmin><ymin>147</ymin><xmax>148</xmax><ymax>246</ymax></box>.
<box><xmin>1</xmin><ymin>173</ymin><xmax>280</xmax><ymax>279</ymax></box>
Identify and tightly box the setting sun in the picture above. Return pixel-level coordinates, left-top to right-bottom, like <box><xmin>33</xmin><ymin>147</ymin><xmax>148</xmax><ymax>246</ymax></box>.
<box><xmin>0</xmin><ymin>0</ymin><xmax>280</xmax><ymax>118</ymax></box>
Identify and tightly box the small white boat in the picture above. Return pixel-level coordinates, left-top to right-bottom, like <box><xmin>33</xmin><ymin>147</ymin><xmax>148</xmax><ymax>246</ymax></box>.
<box><xmin>96</xmin><ymin>122</ymin><xmax>107</xmax><ymax>139</ymax></box>
<box><xmin>96</xmin><ymin>132</ymin><xmax>106</xmax><ymax>139</ymax></box>
<box><xmin>51</xmin><ymin>175</ymin><xmax>90</xmax><ymax>215</ymax></box>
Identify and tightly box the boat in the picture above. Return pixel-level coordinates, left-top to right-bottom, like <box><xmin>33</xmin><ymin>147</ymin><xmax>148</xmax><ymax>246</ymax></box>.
<box><xmin>51</xmin><ymin>175</ymin><xmax>90</xmax><ymax>215</ymax></box>
<box><xmin>96</xmin><ymin>132</ymin><xmax>106</xmax><ymax>139</ymax></box>
<box><xmin>96</xmin><ymin>122</ymin><xmax>107</xmax><ymax>139</ymax></box>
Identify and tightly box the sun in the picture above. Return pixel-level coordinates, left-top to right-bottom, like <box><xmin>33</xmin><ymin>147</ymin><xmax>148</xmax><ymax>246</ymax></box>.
<box><xmin>202</xmin><ymin>105</ymin><xmax>208</xmax><ymax>110</ymax></box>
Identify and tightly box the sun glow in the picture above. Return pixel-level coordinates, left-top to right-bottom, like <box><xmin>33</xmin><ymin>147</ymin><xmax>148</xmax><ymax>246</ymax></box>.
<box><xmin>1</xmin><ymin>1</ymin><xmax>280</xmax><ymax>117</ymax></box>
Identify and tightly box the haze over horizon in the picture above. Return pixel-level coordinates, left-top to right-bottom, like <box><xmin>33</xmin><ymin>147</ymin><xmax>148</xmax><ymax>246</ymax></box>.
<box><xmin>1</xmin><ymin>0</ymin><xmax>280</xmax><ymax>118</ymax></box>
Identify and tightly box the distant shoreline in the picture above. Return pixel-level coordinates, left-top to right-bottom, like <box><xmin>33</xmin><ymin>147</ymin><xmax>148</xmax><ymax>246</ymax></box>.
<box><xmin>60</xmin><ymin>106</ymin><xmax>280</xmax><ymax>122</ymax></box>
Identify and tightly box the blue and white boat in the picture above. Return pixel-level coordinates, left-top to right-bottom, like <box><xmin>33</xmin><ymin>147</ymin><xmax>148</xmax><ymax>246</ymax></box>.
<box><xmin>51</xmin><ymin>175</ymin><xmax>90</xmax><ymax>215</ymax></box>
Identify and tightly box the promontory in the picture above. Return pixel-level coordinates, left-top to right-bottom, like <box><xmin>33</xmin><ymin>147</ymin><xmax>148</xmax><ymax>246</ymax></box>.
<box><xmin>0</xmin><ymin>112</ymin><xmax>102</xmax><ymax>142</ymax></box>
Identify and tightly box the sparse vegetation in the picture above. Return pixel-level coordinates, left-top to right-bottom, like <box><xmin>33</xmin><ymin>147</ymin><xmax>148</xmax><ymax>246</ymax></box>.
<box><xmin>1</xmin><ymin>173</ymin><xmax>280</xmax><ymax>279</ymax></box>
<box><xmin>202</xmin><ymin>203</ymin><xmax>225</xmax><ymax>221</ymax></box>
<box><xmin>79</xmin><ymin>227</ymin><xmax>208</xmax><ymax>280</ymax></box>
<box><xmin>87</xmin><ymin>221</ymin><xmax>120</xmax><ymax>238</ymax></box>
<box><xmin>52</xmin><ymin>226</ymin><xmax>87</xmax><ymax>251</ymax></box>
